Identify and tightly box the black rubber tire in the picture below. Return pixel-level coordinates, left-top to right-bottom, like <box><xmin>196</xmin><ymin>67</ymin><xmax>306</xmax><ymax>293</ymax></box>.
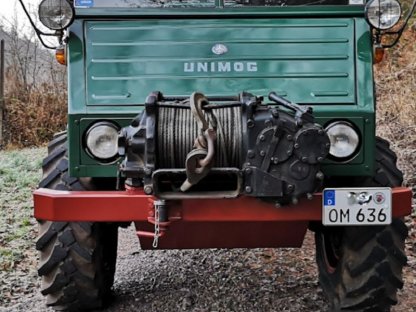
<box><xmin>37</xmin><ymin>132</ymin><xmax>118</xmax><ymax>311</ymax></box>
<box><xmin>315</xmin><ymin>137</ymin><xmax>408</xmax><ymax>312</ymax></box>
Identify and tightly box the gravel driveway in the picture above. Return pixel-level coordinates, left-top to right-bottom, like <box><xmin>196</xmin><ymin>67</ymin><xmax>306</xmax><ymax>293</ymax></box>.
<box><xmin>2</xmin><ymin>222</ymin><xmax>415</xmax><ymax>312</ymax></box>
<box><xmin>0</xmin><ymin>150</ymin><xmax>415</xmax><ymax>312</ymax></box>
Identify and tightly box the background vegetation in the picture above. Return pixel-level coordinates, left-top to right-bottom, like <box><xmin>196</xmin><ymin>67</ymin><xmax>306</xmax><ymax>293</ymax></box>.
<box><xmin>0</xmin><ymin>17</ymin><xmax>66</xmax><ymax>148</ymax></box>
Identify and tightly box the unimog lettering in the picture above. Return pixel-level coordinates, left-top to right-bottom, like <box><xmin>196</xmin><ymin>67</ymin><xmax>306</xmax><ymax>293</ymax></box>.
<box><xmin>19</xmin><ymin>0</ymin><xmax>415</xmax><ymax>311</ymax></box>
<box><xmin>184</xmin><ymin>61</ymin><xmax>258</xmax><ymax>73</ymax></box>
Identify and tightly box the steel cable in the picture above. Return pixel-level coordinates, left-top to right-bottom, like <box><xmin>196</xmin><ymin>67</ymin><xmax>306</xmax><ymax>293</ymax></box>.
<box><xmin>158</xmin><ymin>106</ymin><xmax>242</xmax><ymax>168</ymax></box>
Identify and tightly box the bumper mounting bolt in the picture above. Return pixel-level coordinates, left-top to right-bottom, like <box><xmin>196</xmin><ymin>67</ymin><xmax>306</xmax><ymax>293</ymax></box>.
<box><xmin>144</xmin><ymin>185</ymin><xmax>153</xmax><ymax>195</ymax></box>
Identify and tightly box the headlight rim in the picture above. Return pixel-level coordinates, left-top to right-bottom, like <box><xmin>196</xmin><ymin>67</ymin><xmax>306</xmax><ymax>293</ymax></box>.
<box><xmin>85</xmin><ymin>121</ymin><xmax>120</xmax><ymax>163</ymax></box>
<box><xmin>38</xmin><ymin>0</ymin><xmax>75</xmax><ymax>31</ymax></box>
<box><xmin>365</xmin><ymin>0</ymin><xmax>402</xmax><ymax>30</ymax></box>
<box><xmin>325</xmin><ymin>120</ymin><xmax>361</xmax><ymax>161</ymax></box>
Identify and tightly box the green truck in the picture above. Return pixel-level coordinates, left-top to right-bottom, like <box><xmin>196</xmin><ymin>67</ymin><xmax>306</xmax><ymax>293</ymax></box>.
<box><xmin>20</xmin><ymin>0</ymin><xmax>415</xmax><ymax>310</ymax></box>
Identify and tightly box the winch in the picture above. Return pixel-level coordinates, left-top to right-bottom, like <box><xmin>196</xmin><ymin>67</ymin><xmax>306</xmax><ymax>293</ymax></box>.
<box><xmin>118</xmin><ymin>91</ymin><xmax>330</xmax><ymax>204</ymax></box>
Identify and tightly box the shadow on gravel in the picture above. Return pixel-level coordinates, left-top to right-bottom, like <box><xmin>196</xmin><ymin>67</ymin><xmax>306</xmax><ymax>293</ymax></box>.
<box><xmin>107</xmin><ymin>228</ymin><xmax>326</xmax><ymax>312</ymax></box>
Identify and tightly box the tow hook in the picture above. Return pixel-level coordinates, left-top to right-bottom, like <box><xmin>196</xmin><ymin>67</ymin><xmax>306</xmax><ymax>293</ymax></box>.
<box><xmin>180</xmin><ymin>92</ymin><xmax>217</xmax><ymax>191</ymax></box>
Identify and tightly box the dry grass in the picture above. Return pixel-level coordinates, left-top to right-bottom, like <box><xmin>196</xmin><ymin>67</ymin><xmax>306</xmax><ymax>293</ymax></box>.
<box><xmin>3</xmin><ymin>80</ymin><xmax>66</xmax><ymax>148</ymax></box>
<box><xmin>375</xmin><ymin>24</ymin><xmax>416</xmax><ymax>187</ymax></box>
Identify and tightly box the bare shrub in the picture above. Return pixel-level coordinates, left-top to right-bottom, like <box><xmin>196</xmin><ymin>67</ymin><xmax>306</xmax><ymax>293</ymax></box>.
<box><xmin>375</xmin><ymin>26</ymin><xmax>416</xmax><ymax>186</ymax></box>
<box><xmin>3</xmin><ymin>81</ymin><xmax>66</xmax><ymax>147</ymax></box>
<box><xmin>1</xmin><ymin>11</ymin><xmax>66</xmax><ymax>148</ymax></box>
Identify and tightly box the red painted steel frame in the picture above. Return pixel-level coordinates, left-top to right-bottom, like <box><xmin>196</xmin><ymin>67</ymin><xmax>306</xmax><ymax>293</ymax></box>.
<box><xmin>33</xmin><ymin>187</ymin><xmax>412</xmax><ymax>249</ymax></box>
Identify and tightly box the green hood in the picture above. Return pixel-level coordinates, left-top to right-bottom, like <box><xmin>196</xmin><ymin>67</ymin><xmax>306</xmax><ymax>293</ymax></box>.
<box><xmin>85</xmin><ymin>18</ymin><xmax>356</xmax><ymax>105</ymax></box>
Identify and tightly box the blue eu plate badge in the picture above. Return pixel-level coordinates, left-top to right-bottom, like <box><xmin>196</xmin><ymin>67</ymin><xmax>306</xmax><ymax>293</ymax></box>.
<box><xmin>75</xmin><ymin>0</ymin><xmax>94</xmax><ymax>8</ymax></box>
<box><xmin>324</xmin><ymin>190</ymin><xmax>335</xmax><ymax>206</ymax></box>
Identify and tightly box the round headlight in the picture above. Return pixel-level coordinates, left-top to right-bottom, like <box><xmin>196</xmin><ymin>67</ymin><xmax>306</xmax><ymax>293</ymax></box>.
<box><xmin>38</xmin><ymin>0</ymin><xmax>75</xmax><ymax>30</ymax></box>
<box><xmin>86</xmin><ymin>122</ymin><xmax>119</xmax><ymax>161</ymax></box>
<box><xmin>325</xmin><ymin>121</ymin><xmax>360</xmax><ymax>159</ymax></box>
<box><xmin>365</xmin><ymin>0</ymin><xmax>401</xmax><ymax>30</ymax></box>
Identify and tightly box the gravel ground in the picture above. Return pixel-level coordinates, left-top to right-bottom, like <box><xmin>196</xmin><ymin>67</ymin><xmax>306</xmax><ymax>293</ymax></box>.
<box><xmin>1</xmin><ymin>217</ymin><xmax>415</xmax><ymax>312</ymax></box>
<box><xmin>0</xmin><ymin>149</ymin><xmax>416</xmax><ymax>312</ymax></box>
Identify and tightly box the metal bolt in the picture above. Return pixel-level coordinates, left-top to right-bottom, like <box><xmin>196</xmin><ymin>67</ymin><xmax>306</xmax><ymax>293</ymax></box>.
<box><xmin>272</xmin><ymin>109</ymin><xmax>279</xmax><ymax>118</ymax></box>
<box><xmin>144</xmin><ymin>185</ymin><xmax>153</xmax><ymax>195</ymax></box>
<box><xmin>245</xmin><ymin>186</ymin><xmax>252</xmax><ymax>193</ymax></box>
<box><xmin>245</xmin><ymin>167</ymin><xmax>252</xmax><ymax>175</ymax></box>
<box><xmin>292</xmin><ymin>197</ymin><xmax>299</xmax><ymax>205</ymax></box>
<box><xmin>275</xmin><ymin>202</ymin><xmax>281</xmax><ymax>208</ymax></box>
<box><xmin>247</xmin><ymin>119</ymin><xmax>255</xmax><ymax>128</ymax></box>
<box><xmin>287</xmin><ymin>150</ymin><xmax>292</xmax><ymax>156</ymax></box>
<box><xmin>273</xmin><ymin>157</ymin><xmax>279</xmax><ymax>165</ymax></box>
<box><xmin>316</xmin><ymin>171</ymin><xmax>324</xmax><ymax>180</ymax></box>
<box><xmin>247</xmin><ymin>150</ymin><xmax>255</xmax><ymax>159</ymax></box>
<box><xmin>260</xmin><ymin>150</ymin><xmax>266</xmax><ymax>157</ymax></box>
<box><xmin>286</xmin><ymin>135</ymin><xmax>293</xmax><ymax>141</ymax></box>
<box><xmin>307</xmin><ymin>193</ymin><xmax>313</xmax><ymax>200</ymax></box>
<box><xmin>318</xmin><ymin>129</ymin><xmax>324</xmax><ymax>135</ymax></box>
<box><xmin>259</xmin><ymin>135</ymin><xmax>266</xmax><ymax>141</ymax></box>
<box><xmin>144</xmin><ymin>168</ymin><xmax>152</xmax><ymax>176</ymax></box>
<box><xmin>287</xmin><ymin>184</ymin><xmax>294</xmax><ymax>193</ymax></box>
<box><xmin>294</xmin><ymin>143</ymin><xmax>300</xmax><ymax>149</ymax></box>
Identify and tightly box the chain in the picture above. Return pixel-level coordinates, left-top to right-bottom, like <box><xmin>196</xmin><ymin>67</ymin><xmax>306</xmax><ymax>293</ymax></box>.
<box><xmin>116</xmin><ymin>169</ymin><xmax>121</xmax><ymax>190</ymax></box>
<box><xmin>152</xmin><ymin>203</ymin><xmax>160</xmax><ymax>248</ymax></box>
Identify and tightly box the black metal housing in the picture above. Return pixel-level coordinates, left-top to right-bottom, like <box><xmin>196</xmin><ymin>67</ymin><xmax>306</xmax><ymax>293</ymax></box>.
<box><xmin>118</xmin><ymin>92</ymin><xmax>330</xmax><ymax>203</ymax></box>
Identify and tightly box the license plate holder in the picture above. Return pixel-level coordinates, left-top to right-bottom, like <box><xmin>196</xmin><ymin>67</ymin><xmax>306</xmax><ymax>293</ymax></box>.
<box><xmin>322</xmin><ymin>188</ymin><xmax>392</xmax><ymax>226</ymax></box>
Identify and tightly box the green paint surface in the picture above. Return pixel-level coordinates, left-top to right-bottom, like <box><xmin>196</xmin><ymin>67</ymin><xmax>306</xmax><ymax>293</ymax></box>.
<box><xmin>85</xmin><ymin>18</ymin><xmax>355</xmax><ymax>105</ymax></box>
<box><xmin>67</xmin><ymin>9</ymin><xmax>375</xmax><ymax>178</ymax></box>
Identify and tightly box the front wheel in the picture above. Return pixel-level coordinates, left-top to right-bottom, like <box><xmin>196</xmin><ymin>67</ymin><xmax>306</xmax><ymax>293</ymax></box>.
<box><xmin>37</xmin><ymin>132</ymin><xmax>118</xmax><ymax>311</ymax></box>
<box><xmin>316</xmin><ymin>220</ymin><xmax>407</xmax><ymax>311</ymax></box>
<box><xmin>315</xmin><ymin>137</ymin><xmax>408</xmax><ymax>311</ymax></box>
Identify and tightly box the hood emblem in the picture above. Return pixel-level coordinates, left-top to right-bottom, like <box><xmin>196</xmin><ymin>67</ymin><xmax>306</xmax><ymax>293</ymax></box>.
<box><xmin>212</xmin><ymin>43</ymin><xmax>228</xmax><ymax>55</ymax></box>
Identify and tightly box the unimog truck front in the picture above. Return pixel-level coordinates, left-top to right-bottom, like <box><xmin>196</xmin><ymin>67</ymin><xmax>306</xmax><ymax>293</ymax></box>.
<box><xmin>19</xmin><ymin>0</ymin><xmax>415</xmax><ymax>310</ymax></box>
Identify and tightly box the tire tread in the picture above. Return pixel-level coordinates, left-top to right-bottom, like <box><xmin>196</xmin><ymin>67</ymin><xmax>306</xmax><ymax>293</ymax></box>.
<box><xmin>36</xmin><ymin>134</ymin><xmax>118</xmax><ymax>311</ymax></box>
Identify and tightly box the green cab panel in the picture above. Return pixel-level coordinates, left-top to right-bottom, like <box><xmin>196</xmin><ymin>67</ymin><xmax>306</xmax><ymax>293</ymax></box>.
<box><xmin>85</xmin><ymin>18</ymin><xmax>356</xmax><ymax>106</ymax></box>
<box><xmin>67</xmin><ymin>14</ymin><xmax>375</xmax><ymax>178</ymax></box>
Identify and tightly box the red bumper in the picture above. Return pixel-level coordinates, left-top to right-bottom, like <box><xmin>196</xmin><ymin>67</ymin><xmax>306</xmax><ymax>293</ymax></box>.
<box><xmin>33</xmin><ymin>187</ymin><xmax>412</xmax><ymax>249</ymax></box>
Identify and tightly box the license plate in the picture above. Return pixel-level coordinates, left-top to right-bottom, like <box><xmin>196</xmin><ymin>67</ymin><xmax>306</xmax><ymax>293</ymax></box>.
<box><xmin>322</xmin><ymin>188</ymin><xmax>392</xmax><ymax>226</ymax></box>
